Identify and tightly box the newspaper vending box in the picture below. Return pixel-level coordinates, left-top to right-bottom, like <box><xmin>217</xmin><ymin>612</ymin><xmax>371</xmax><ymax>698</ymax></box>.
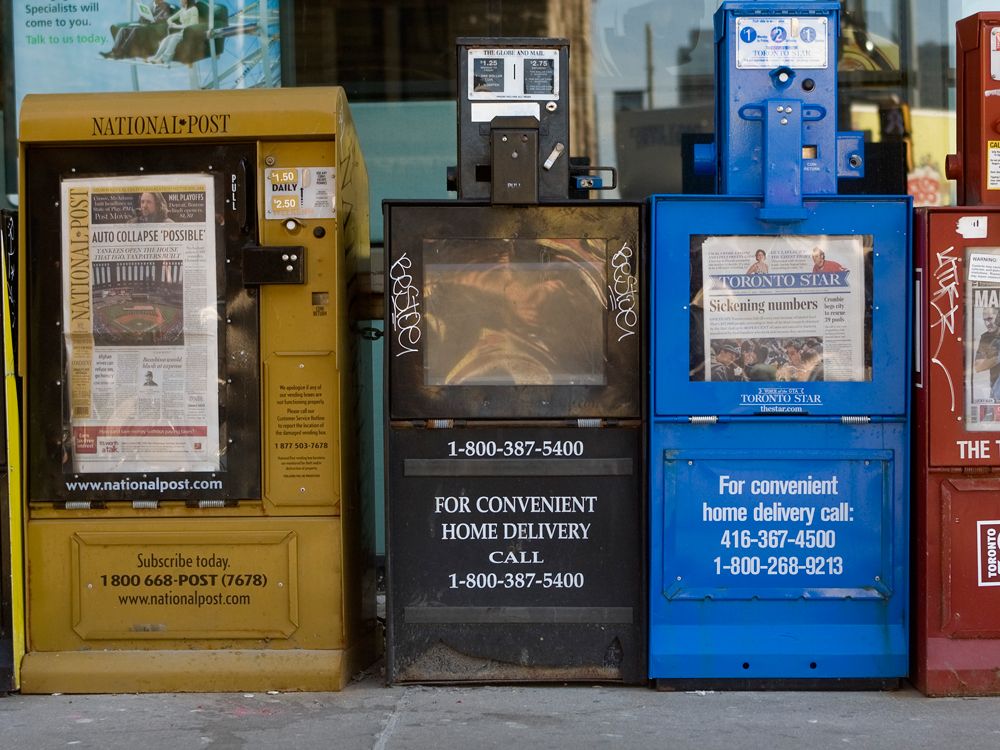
<box><xmin>913</xmin><ymin>12</ymin><xmax>1000</xmax><ymax>696</ymax></box>
<box><xmin>17</xmin><ymin>89</ymin><xmax>376</xmax><ymax>693</ymax></box>
<box><xmin>384</xmin><ymin>38</ymin><xmax>645</xmax><ymax>683</ymax></box>
<box><xmin>649</xmin><ymin>1</ymin><xmax>911</xmax><ymax>685</ymax></box>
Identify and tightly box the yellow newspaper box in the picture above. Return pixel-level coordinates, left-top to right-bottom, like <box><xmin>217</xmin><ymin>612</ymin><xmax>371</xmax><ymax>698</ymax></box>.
<box><xmin>17</xmin><ymin>89</ymin><xmax>375</xmax><ymax>693</ymax></box>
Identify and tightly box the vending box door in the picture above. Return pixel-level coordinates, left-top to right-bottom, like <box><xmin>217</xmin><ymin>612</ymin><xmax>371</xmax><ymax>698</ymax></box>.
<box><xmin>651</xmin><ymin>196</ymin><xmax>910</xmax><ymax>419</ymax></box>
<box><xmin>385</xmin><ymin>202</ymin><xmax>642</xmax><ymax>421</ymax></box>
<box><xmin>23</xmin><ymin>144</ymin><xmax>262</xmax><ymax>503</ymax></box>
<box><xmin>921</xmin><ymin>208</ymin><xmax>1000</xmax><ymax>468</ymax></box>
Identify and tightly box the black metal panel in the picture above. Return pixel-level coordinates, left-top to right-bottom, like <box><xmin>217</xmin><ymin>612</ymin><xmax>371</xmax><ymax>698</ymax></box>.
<box><xmin>455</xmin><ymin>38</ymin><xmax>570</xmax><ymax>201</ymax></box>
<box><xmin>24</xmin><ymin>144</ymin><xmax>261</xmax><ymax>503</ymax></box>
<box><xmin>384</xmin><ymin>201</ymin><xmax>643</xmax><ymax>421</ymax></box>
<box><xmin>386</xmin><ymin>425</ymin><xmax>644</xmax><ymax>684</ymax></box>
<box><xmin>242</xmin><ymin>245</ymin><xmax>307</xmax><ymax>285</ymax></box>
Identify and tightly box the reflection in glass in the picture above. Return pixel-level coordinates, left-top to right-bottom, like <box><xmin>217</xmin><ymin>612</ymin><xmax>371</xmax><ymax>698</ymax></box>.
<box><xmin>423</xmin><ymin>239</ymin><xmax>607</xmax><ymax>386</ymax></box>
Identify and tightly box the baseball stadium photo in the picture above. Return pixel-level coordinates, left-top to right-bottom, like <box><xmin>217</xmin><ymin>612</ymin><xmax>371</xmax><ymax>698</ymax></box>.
<box><xmin>91</xmin><ymin>260</ymin><xmax>185</xmax><ymax>346</ymax></box>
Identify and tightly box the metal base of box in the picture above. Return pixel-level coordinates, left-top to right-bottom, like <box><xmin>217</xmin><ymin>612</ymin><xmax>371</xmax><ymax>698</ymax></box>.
<box><xmin>19</xmin><ymin>639</ymin><xmax>375</xmax><ymax>694</ymax></box>
<box><xmin>914</xmin><ymin>638</ymin><xmax>1000</xmax><ymax>697</ymax></box>
<box><xmin>655</xmin><ymin>677</ymin><xmax>900</xmax><ymax>692</ymax></box>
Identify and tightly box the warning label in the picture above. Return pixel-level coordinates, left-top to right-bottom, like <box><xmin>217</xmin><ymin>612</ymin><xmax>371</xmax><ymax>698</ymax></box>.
<box><xmin>988</xmin><ymin>140</ymin><xmax>1000</xmax><ymax>190</ymax></box>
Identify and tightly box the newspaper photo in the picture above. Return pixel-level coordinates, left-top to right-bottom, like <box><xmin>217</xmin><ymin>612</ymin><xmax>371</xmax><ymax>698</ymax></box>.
<box><xmin>966</xmin><ymin>248</ymin><xmax>1000</xmax><ymax>430</ymax></box>
<box><xmin>60</xmin><ymin>174</ymin><xmax>220</xmax><ymax>472</ymax></box>
<box><xmin>694</xmin><ymin>234</ymin><xmax>869</xmax><ymax>383</ymax></box>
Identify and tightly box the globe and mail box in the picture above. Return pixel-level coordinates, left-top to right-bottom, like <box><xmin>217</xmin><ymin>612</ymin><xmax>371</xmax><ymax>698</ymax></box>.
<box><xmin>914</xmin><ymin>12</ymin><xmax>1000</xmax><ymax>697</ymax></box>
<box><xmin>384</xmin><ymin>38</ymin><xmax>646</xmax><ymax>684</ymax></box>
<box><xmin>649</xmin><ymin>1</ymin><xmax>911</xmax><ymax>685</ymax></box>
<box><xmin>17</xmin><ymin>89</ymin><xmax>377</xmax><ymax>693</ymax></box>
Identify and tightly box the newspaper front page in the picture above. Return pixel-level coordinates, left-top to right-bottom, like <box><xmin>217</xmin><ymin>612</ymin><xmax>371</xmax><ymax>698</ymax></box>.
<box><xmin>696</xmin><ymin>234</ymin><xmax>868</xmax><ymax>383</ymax></box>
<box><xmin>61</xmin><ymin>174</ymin><xmax>220</xmax><ymax>472</ymax></box>
<box><xmin>966</xmin><ymin>248</ymin><xmax>1000</xmax><ymax>430</ymax></box>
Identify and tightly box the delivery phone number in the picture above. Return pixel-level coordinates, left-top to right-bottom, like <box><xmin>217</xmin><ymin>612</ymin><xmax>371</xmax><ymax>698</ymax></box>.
<box><xmin>447</xmin><ymin>440</ymin><xmax>584</xmax><ymax>457</ymax></box>
<box><xmin>100</xmin><ymin>573</ymin><xmax>268</xmax><ymax>588</ymax></box>
<box><xmin>274</xmin><ymin>442</ymin><xmax>329</xmax><ymax>450</ymax></box>
<box><xmin>448</xmin><ymin>572</ymin><xmax>584</xmax><ymax>590</ymax></box>
<box><xmin>714</xmin><ymin>555</ymin><xmax>844</xmax><ymax>576</ymax></box>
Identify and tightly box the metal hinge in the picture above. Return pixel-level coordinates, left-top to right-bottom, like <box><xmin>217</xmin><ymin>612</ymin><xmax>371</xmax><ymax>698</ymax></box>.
<box><xmin>427</xmin><ymin>419</ymin><xmax>455</xmax><ymax>429</ymax></box>
<box><xmin>196</xmin><ymin>500</ymin><xmax>226</xmax><ymax>509</ymax></box>
<box><xmin>576</xmin><ymin>418</ymin><xmax>602</xmax><ymax>428</ymax></box>
<box><xmin>689</xmin><ymin>416</ymin><xmax>718</xmax><ymax>425</ymax></box>
<box><xmin>841</xmin><ymin>416</ymin><xmax>871</xmax><ymax>424</ymax></box>
<box><xmin>64</xmin><ymin>501</ymin><xmax>92</xmax><ymax>510</ymax></box>
<box><xmin>132</xmin><ymin>500</ymin><xmax>159</xmax><ymax>510</ymax></box>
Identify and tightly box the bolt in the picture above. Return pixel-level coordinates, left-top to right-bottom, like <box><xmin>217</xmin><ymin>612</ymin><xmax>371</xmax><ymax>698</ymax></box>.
<box><xmin>546</xmin><ymin>101</ymin><xmax>557</xmax><ymax>112</ymax></box>
<box><xmin>780</xmin><ymin>117</ymin><xmax>788</xmax><ymax>125</ymax></box>
<box><xmin>777</xmin><ymin>105</ymin><xmax>785</xmax><ymax>113</ymax></box>
<box><xmin>265</xmin><ymin>156</ymin><xmax>276</xmax><ymax>166</ymax></box>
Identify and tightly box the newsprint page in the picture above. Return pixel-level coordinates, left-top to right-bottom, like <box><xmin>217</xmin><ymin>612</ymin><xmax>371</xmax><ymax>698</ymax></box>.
<box><xmin>697</xmin><ymin>234</ymin><xmax>868</xmax><ymax>384</ymax></box>
<box><xmin>61</xmin><ymin>174</ymin><xmax>220</xmax><ymax>473</ymax></box>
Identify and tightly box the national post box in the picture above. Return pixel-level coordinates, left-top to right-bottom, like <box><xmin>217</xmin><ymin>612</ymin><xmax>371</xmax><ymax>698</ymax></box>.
<box><xmin>16</xmin><ymin>89</ymin><xmax>376</xmax><ymax>693</ymax></box>
<box><xmin>649</xmin><ymin>1</ymin><xmax>910</xmax><ymax>686</ymax></box>
<box><xmin>914</xmin><ymin>12</ymin><xmax>1000</xmax><ymax>697</ymax></box>
<box><xmin>384</xmin><ymin>38</ymin><xmax>646</xmax><ymax>684</ymax></box>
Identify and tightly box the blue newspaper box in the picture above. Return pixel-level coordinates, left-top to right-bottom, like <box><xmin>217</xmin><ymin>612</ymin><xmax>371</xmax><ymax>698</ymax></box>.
<box><xmin>648</xmin><ymin>1</ymin><xmax>911</xmax><ymax>685</ymax></box>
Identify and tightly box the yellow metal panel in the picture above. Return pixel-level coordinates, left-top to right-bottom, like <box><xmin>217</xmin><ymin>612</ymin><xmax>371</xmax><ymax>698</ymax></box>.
<box><xmin>2</xmin><ymin>215</ymin><xmax>25</xmax><ymax>690</ymax></box>
<box><xmin>263</xmin><ymin>353</ymin><xmax>340</xmax><ymax>509</ymax></box>
<box><xmin>19</xmin><ymin>88</ymin><xmax>352</xmax><ymax>145</ymax></box>
<box><xmin>20</xmin><ymin>648</ymin><xmax>357</xmax><ymax>694</ymax></box>
<box><xmin>70</xmin><ymin>530</ymin><xmax>300</xmax><ymax>640</ymax></box>
<box><xmin>27</xmin><ymin>518</ymin><xmax>344</xmax><ymax>652</ymax></box>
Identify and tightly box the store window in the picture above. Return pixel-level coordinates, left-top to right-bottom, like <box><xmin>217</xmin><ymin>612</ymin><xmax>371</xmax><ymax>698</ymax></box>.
<box><xmin>0</xmin><ymin>1</ymin><xmax>987</xmax><ymax>234</ymax></box>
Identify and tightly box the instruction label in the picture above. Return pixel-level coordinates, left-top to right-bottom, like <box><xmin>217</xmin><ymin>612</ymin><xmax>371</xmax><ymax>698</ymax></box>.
<box><xmin>666</xmin><ymin>457</ymin><xmax>885</xmax><ymax>598</ymax></box>
<box><xmin>735</xmin><ymin>16</ymin><xmax>828</xmax><ymax>69</ymax></box>
<box><xmin>265</xmin><ymin>166</ymin><xmax>335</xmax><ymax>220</ymax></box>
<box><xmin>989</xmin><ymin>141</ymin><xmax>1000</xmax><ymax>190</ymax></box>
<box><xmin>467</xmin><ymin>48</ymin><xmax>559</xmax><ymax>101</ymax></box>
<box><xmin>73</xmin><ymin>530</ymin><xmax>297</xmax><ymax>639</ymax></box>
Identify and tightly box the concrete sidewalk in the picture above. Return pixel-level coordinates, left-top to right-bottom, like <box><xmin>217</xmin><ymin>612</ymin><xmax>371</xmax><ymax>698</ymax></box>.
<box><xmin>2</xmin><ymin>667</ymin><xmax>1000</xmax><ymax>750</ymax></box>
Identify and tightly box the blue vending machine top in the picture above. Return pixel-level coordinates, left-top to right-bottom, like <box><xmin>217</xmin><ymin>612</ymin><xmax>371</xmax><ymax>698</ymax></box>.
<box><xmin>649</xmin><ymin>0</ymin><xmax>910</xmax><ymax>684</ymax></box>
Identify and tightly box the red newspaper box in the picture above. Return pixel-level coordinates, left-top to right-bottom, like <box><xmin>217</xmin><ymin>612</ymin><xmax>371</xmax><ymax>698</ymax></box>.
<box><xmin>915</xmin><ymin>13</ymin><xmax>1000</xmax><ymax>696</ymax></box>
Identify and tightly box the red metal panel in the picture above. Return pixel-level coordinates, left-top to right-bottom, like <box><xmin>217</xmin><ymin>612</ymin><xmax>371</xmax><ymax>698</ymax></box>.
<box><xmin>948</xmin><ymin>13</ymin><xmax>1000</xmax><ymax>206</ymax></box>
<box><xmin>939</xmin><ymin>478</ymin><xmax>1000</xmax><ymax>637</ymax></box>
<box><xmin>926</xmin><ymin>209</ymin><xmax>1000</xmax><ymax>467</ymax></box>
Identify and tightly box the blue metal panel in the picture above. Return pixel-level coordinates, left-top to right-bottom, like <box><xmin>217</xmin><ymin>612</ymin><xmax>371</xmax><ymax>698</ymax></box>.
<box><xmin>715</xmin><ymin>1</ymin><xmax>842</xmax><ymax>199</ymax></box>
<box><xmin>648</xmin><ymin>422</ymin><xmax>909</xmax><ymax>678</ymax></box>
<box><xmin>650</xmin><ymin>195</ymin><xmax>911</xmax><ymax>418</ymax></box>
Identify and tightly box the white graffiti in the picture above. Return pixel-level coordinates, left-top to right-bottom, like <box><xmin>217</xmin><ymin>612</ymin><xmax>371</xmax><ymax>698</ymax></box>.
<box><xmin>608</xmin><ymin>241</ymin><xmax>638</xmax><ymax>342</ymax></box>
<box><xmin>389</xmin><ymin>253</ymin><xmax>422</xmax><ymax>357</ymax></box>
<box><xmin>930</xmin><ymin>244</ymin><xmax>958</xmax><ymax>411</ymax></box>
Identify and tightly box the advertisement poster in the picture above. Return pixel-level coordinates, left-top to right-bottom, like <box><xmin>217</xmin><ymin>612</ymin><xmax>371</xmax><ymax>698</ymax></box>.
<box><xmin>11</xmin><ymin>1</ymin><xmax>281</xmax><ymax>131</ymax></box>
<box><xmin>966</xmin><ymin>248</ymin><xmax>1000</xmax><ymax>430</ymax></box>
<box><xmin>695</xmin><ymin>234</ymin><xmax>869</xmax><ymax>383</ymax></box>
<box><xmin>60</xmin><ymin>173</ymin><xmax>220</xmax><ymax>473</ymax></box>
